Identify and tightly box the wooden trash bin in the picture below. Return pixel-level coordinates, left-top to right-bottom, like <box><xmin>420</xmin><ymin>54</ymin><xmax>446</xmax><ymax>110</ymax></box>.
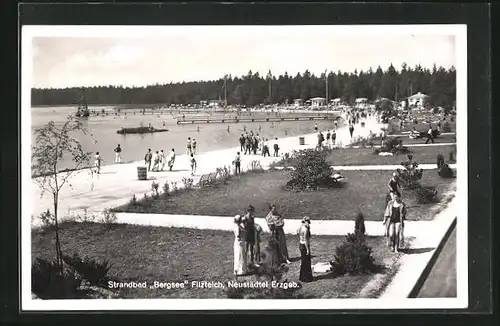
<box><xmin>299</xmin><ymin>137</ymin><xmax>305</xmax><ymax>145</ymax></box>
<box><xmin>137</xmin><ymin>166</ymin><xmax>147</xmax><ymax>180</ymax></box>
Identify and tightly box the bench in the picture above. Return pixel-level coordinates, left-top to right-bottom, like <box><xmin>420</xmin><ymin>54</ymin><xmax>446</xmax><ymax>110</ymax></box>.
<box><xmin>207</xmin><ymin>172</ymin><xmax>219</xmax><ymax>185</ymax></box>
<box><xmin>198</xmin><ymin>174</ymin><xmax>211</xmax><ymax>187</ymax></box>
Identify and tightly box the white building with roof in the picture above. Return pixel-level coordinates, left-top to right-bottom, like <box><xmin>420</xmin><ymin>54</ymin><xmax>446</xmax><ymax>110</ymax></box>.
<box><xmin>310</xmin><ymin>97</ymin><xmax>327</xmax><ymax>108</ymax></box>
<box><xmin>408</xmin><ymin>92</ymin><xmax>429</xmax><ymax>108</ymax></box>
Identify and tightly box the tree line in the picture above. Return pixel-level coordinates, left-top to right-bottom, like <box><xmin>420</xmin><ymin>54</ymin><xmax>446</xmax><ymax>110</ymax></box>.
<box><xmin>32</xmin><ymin>63</ymin><xmax>456</xmax><ymax>108</ymax></box>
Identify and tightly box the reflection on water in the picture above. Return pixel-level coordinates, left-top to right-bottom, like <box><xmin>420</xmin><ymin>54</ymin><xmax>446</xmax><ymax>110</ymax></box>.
<box><xmin>30</xmin><ymin>106</ymin><xmax>340</xmax><ymax>170</ymax></box>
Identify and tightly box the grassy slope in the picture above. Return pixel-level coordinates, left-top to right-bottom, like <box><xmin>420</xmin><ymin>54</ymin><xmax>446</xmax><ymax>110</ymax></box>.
<box><xmin>117</xmin><ymin>169</ymin><xmax>454</xmax><ymax>221</ymax></box>
<box><xmin>32</xmin><ymin>223</ymin><xmax>396</xmax><ymax>299</ymax></box>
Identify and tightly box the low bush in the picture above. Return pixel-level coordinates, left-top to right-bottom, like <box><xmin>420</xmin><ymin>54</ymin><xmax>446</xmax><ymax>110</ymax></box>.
<box><xmin>162</xmin><ymin>182</ymin><xmax>170</xmax><ymax>198</ymax></box>
<box><xmin>62</xmin><ymin>253</ymin><xmax>113</xmax><ymax>287</ymax></box>
<box><xmin>129</xmin><ymin>194</ymin><xmax>138</xmax><ymax>207</ymax></box>
<box><xmin>331</xmin><ymin>232</ymin><xmax>377</xmax><ymax>276</ymax></box>
<box><xmin>285</xmin><ymin>149</ymin><xmax>332</xmax><ymax>191</ymax></box>
<box><xmin>354</xmin><ymin>212</ymin><xmax>366</xmax><ymax>238</ymax></box>
<box><xmin>75</xmin><ymin>208</ymin><xmax>96</xmax><ymax>223</ymax></box>
<box><xmin>100</xmin><ymin>209</ymin><xmax>117</xmax><ymax>226</ymax></box>
<box><xmin>32</xmin><ymin>258</ymin><xmax>81</xmax><ymax>299</ymax></box>
<box><xmin>438</xmin><ymin>164</ymin><xmax>455</xmax><ymax>179</ymax></box>
<box><xmin>437</xmin><ymin>154</ymin><xmax>445</xmax><ymax>169</ymax></box>
<box><xmin>39</xmin><ymin>209</ymin><xmax>55</xmax><ymax>229</ymax></box>
<box><xmin>414</xmin><ymin>184</ymin><xmax>439</xmax><ymax>204</ymax></box>
<box><xmin>182</xmin><ymin>177</ymin><xmax>194</xmax><ymax>189</ymax></box>
<box><xmin>151</xmin><ymin>181</ymin><xmax>160</xmax><ymax>199</ymax></box>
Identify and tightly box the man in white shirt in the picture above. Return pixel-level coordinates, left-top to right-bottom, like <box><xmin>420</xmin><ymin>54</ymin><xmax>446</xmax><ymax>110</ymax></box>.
<box><xmin>425</xmin><ymin>126</ymin><xmax>435</xmax><ymax>144</ymax></box>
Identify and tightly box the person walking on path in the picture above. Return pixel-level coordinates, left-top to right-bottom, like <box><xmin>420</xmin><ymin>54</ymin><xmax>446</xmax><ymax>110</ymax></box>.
<box><xmin>239</xmin><ymin>134</ymin><xmax>246</xmax><ymax>152</ymax></box>
<box><xmin>266</xmin><ymin>204</ymin><xmax>290</xmax><ymax>264</ymax></box>
<box><xmin>298</xmin><ymin>216</ymin><xmax>313</xmax><ymax>282</ymax></box>
<box><xmin>349</xmin><ymin>123</ymin><xmax>355</xmax><ymax>138</ymax></box>
<box><xmin>167</xmin><ymin>148</ymin><xmax>176</xmax><ymax>171</ymax></box>
<box><xmin>186</xmin><ymin>137</ymin><xmax>193</xmax><ymax>155</ymax></box>
<box><xmin>331</xmin><ymin>129</ymin><xmax>337</xmax><ymax>146</ymax></box>
<box><xmin>144</xmin><ymin>149</ymin><xmax>153</xmax><ymax>171</ymax></box>
<box><xmin>233</xmin><ymin>152</ymin><xmax>241</xmax><ymax>175</ymax></box>
<box><xmin>383</xmin><ymin>193</ymin><xmax>406</xmax><ymax>253</ymax></box>
<box><xmin>243</xmin><ymin>205</ymin><xmax>257</xmax><ymax>267</ymax></box>
<box><xmin>244</xmin><ymin>135</ymin><xmax>252</xmax><ymax>155</ymax></box>
<box><xmin>262</xmin><ymin>138</ymin><xmax>270</xmax><ymax>157</ymax></box>
<box><xmin>192</xmin><ymin>138</ymin><xmax>197</xmax><ymax>155</ymax></box>
<box><xmin>159</xmin><ymin>150</ymin><xmax>166</xmax><ymax>171</ymax></box>
<box><xmin>326</xmin><ymin>130</ymin><xmax>331</xmax><ymax>149</ymax></box>
<box><xmin>94</xmin><ymin>151</ymin><xmax>102</xmax><ymax>174</ymax></box>
<box><xmin>317</xmin><ymin>131</ymin><xmax>324</xmax><ymax>150</ymax></box>
<box><xmin>189</xmin><ymin>153</ymin><xmax>197</xmax><ymax>176</ymax></box>
<box><xmin>314</xmin><ymin>123</ymin><xmax>318</xmax><ymax>132</ymax></box>
<box><xmin>114</xmin><ymin>144</ymin><xmax>122</xmax><ymax>164</ymax></box>
<box><xmin>388</xmin><ymin>172</ymin><xmax>402</xmax><ymax>200</ymax></box>
<box><xmin>425</xmin><ymin>125</ymin><xmax>435</xmax><ymax>144</ymax></box>
<box><xmin>152</xmin><ymin>151</ymin><xmax>160</xmax><ymax>172</ymax></box>
<box><xmin>233</xmin><ymin>215</ymin><xmax>248</xmax><ymax>278</ymax></box>
<box><xmin>273</xmin><ymin>138</ymin><xmax>280</xmax><ymax>157</ymax></box>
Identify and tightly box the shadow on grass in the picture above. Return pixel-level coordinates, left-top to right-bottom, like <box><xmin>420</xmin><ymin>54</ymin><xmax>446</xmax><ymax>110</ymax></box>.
<box><xmin>313</xmin><ymin>263</ymin><xmax>388</xmax><ymax>282</ymax></box>
<box><xmin>400</xmin><ymin>247</ymin><xmax>435</xmax><ymax>255</ymax></box>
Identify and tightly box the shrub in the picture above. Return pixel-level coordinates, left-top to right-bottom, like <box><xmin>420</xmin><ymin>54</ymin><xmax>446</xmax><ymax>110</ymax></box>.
<box><xmin>414</xmin><ymin>184</ymin><xmax>439</xmax><ymax>204</ymax></box>
<box><xmin>75</xmin><ymin>208</ymin><xmax>96</xmax><ymax>223</ymax></box>
<box><xmin>62</xmin><ymin>253</ymin><xmax>112</xmax><ymax>287</ymax></box>
<box><xmin>170</xmin><ymin>181</ymin><xmax>178</xmax><ymax>192</ymax></box>
<box><xmin>151</xmin><ymin>181</ymin><xmax>160</xmax><ymax>199</ymax></box>
<box><xmin>437</xmin><ymin>154</ymin><xmax>445</xmax><ymax>169</ymax></box>
<box><xmin>39</xmin><ymin>209</ymin><xmax>55</xmax><ymax>229</ymax></box>
<box><xmin>182</xmin><ymin>177</ymin><xmax>194</xmax><ymax>189</ymax></box>
<box><xmin>285</xmin><ymin>149</ymin><xmax>332</xmax><ymax>191</ymax></box>
<box><xmin>162</xmin><ymin>182</ymin><xmax>170</xmax><ymax>198</ymax></box>
<box><xmin>354</xmin><ymin>212</ymin><xmax>366</xmax><ymax>238</ymax></box>
<box><xmin>331</xmin><ymin>233</ymin><xmax>377</xmax><ymax>275</ymax></box>
<box><xmin>250</xmin><ymin>160</ymin><xmax>264</xmax><ymax>172</ymax></box>
<box><xmin>100</xmin><ymin>209</ymin><xmax>117</xmax><ymax>226</ymax></box>
<box><xmin>32</xmin><ymin>258</ymin><xmax>81</xmax><ymax>299</ymax></box>
<box><xmin>438</xmin><ymin>164</ymin><xmax>455</xmax><ymax>179</ymax></box>
<box><xmin>129</xmin><ymin>194</ymin><xmax>138</xmax><ymax>206</ymax></box>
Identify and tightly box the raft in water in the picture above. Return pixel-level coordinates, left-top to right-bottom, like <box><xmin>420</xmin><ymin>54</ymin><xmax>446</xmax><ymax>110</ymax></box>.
<box><xmin>117</xmin><ymin>127</ymin><xmax>169</xmax><ymax>135</ymax></box>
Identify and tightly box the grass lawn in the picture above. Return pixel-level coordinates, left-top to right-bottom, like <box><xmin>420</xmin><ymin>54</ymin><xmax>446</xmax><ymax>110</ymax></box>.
<box><xmin>327</xmin><ymin>145</ymin><xmax>456</xmax><ymax>166</ymax></box>
<box><xmin>32</xmin><ymin>223</ymin><xmax>399</xmax><ymax>299</ymax></box>
<box><xmin>116</xmin><ymin>170</ymin><xmax>455</xmax><ymax>221</ymax></box>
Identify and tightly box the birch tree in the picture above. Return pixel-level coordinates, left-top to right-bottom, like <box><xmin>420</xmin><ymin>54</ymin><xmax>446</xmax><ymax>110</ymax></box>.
<box><xmin>31</xmin><ymin>115</ymin><xmax>92</xmax><ymax>274</ymax></box>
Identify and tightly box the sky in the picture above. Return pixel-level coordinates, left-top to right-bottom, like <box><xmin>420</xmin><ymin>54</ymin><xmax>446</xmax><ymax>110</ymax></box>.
<box><xmin>29</xmin><ymin>26</ymin><xmax>457</xmax><ymax>89</ymax></box>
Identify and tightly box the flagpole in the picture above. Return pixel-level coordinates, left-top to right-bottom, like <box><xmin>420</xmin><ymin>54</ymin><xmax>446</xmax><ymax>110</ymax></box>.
<box><xmin>224</xmin><ymin>75</ymin><xmax>228</xmax><ymax>107</ymax></box>
<box><xmin>325</xmin><ymin>69</ymin><xmax>329</xmax><ymax>110</ymax></box>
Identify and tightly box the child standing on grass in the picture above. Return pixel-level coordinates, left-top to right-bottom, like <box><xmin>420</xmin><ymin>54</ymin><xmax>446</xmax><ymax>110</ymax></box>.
<box><xmin>190</xmin><ymin>153</ymin><xmax>197</xmax><ymax>176</ymax></box>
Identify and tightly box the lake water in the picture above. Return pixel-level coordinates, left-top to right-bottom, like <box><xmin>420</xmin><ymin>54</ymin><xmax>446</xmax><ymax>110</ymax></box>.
<box><xmin>31</xmin><ymin>106</ymin><xmax>341</xmax><ymax>170</ymax></box>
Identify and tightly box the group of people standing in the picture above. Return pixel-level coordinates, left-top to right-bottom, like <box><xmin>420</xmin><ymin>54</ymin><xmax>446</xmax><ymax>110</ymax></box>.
<box><xmin>144</xmin><ymin>148</ymin><xmax>177</xmax><ymax>172</ymax></box>
<box><xmin>233</xmin><ymin>205</ymin><xmax>313</xmax><ymax>283</ymax></box>
<box><xmin>238</xmin><ymin>132</ymin><xmax>281</xmax><ymax>158</ymax></box>
<box><xmin>316</xmin><ymin>129</ymin><xmax>337</xmax><ymax>149</ymax></box>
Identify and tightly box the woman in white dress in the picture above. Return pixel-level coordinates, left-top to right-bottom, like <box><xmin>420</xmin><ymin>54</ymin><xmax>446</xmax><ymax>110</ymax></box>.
<box><xmin>233</xmin><ymin>215</ymin><xmax>248</xmax><ymax>278</ymax></box>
